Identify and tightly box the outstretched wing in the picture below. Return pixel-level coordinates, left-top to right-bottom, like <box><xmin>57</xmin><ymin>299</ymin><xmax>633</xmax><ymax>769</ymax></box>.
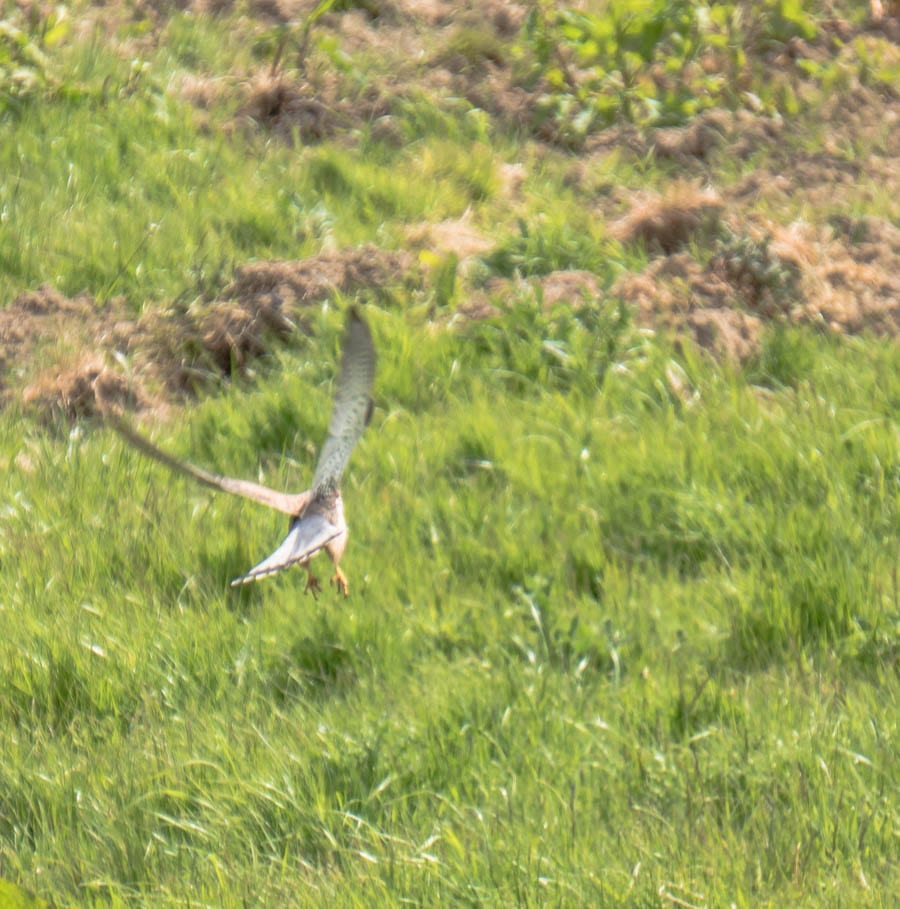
<box><xmin>230</xmin><ymin>513</ymin><xmax>342</xmax><ymax>586</ymax></box>
<box><xmin>107</xmin><ymin>412</ymin><xmax>307</xmax><ymax>517</ymax></box>
<box><xmin>310</xmin><ymin>307</ymin><xmax>376</xmax><ymax>495</ymax></box>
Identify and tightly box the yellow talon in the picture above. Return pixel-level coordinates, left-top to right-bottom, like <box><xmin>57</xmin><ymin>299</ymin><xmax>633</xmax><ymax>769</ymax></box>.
<box><xmin>331</xmin><ymin>567</ymin><xmax>350</xmax><ymax>597</ymax></box>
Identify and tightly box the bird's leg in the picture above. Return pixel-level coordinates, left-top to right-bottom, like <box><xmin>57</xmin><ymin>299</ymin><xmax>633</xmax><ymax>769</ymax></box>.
<box><xmin>304</xmin><ymin>568</ymin><xmax>321</xmax><ymax>599</ymax></box>
<box><xmin>331</xmin><ymin>566</ymin><xmax>350</xmax><ymax>597</ymax></box>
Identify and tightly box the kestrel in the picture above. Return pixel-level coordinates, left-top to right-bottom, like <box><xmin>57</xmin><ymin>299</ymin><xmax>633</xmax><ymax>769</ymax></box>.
<box><xmin>108</xmin><ymin>308</ymin><xmax>375</xmax><ymax>596</ymax></box>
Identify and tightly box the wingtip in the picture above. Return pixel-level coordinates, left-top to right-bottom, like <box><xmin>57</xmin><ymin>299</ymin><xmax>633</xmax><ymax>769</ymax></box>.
<box><xmin>347</xmin><ymin>305</ymin><xmax>374</xmax><ymax>338</ymax></box>
<box><xmin>230</xmin><ymin>560</ymin><xmax>292</xmax><ymax>586</ymax></box>
<box><xmin>230</xmin><ymin>566</ymin><xmax>276</xmax><ymax>587</ymax></box>
<box><xmin>345</xmin><ymin>305</ymin><xmax>374</xmax><ymax>364</ymax></box>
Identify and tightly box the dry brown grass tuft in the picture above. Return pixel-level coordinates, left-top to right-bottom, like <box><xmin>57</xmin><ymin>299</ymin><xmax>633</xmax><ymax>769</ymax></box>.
<box><xmin>793</xmin><ymin>217</ymin><xmax>900</xmax><ymax>335</ymax></box>
<box><xmin>23</xmin><ymin>356</ymin><xmax>145</xmax><ymax>422</ymax></box>
<box><xmin>612</xmin><ymin>211</ymin><xmax>900</xmax><ymax>361</ymax></box>
<box><xmin>537</xmin><ymin>270</ymin><xmax>602</xmax><ymax>309</ymax></box>
<box><xmin>178</xmin><ymin>74</ymin><xmax>229</xmax><ymax>110</ymax></box>
<box><xmin>7</xmin><ymin>247</ymin><xmax>419</xmax><ymax>419</ymax></box>
<box><xmin>407</xmin><ymin>216</ymin><xmax>493</xmax><ymax>262</ymax></box>
<box><xmin>651</xmin><ymin>110</ymin><xmax>731</xmax><ymax>161</ymax></box>
<box><xmin>613</xmin><ymin>253</ymin><xmax>764</xmax><ymax>362</ymax></box>
<box><xmin>236</xmin><ymin>74</ymin><xmax>337</xmax><ymax>143</ymax></box>
<box><xmin>234</xmin><ymin>61</ymin><xmax>395</xmax><ymax>144</ymax></box>
<box><xmin>611</xmin><ymin>184</ymin><xmax>724</xmax><ymax>254</ymax></box>
<box><xmin>226</xmin><ymin>245</ymin><xmax>417</xmax><ymax>305</ymax></box>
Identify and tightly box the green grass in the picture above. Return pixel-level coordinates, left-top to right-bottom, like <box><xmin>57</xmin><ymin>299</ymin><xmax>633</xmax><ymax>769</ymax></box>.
<box><xmin>0</xmin><ymin>98</ymin><xmax>487</xmax><ymax>304</ymax></box>
<box><xmin>0</xmin><ymin>10</ymin><xmax>496</xmax><ymax>305</ymax></box>
<box><xmin>1</xmin><ymin>2</ymin><xmax>898</xmax><ymax>906</ymax></box>
<box><xmin>1</xmin><ymin>311</ymin><xmax>897</xmax><ymax>906</ymax></box>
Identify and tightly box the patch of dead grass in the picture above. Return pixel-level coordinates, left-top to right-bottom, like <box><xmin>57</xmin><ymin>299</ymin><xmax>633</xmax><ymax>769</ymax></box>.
<box><xmin>177</xmin><ymin>73</ymin><xmax>230</xmax><ymax>109</ymax></box>
<box><xmin>407</xmin><ymin>216</ymin><xmax>493</xmax><ymax>262</ymax></box>
<box><xmin>611</xmin><ymin>184</ymin><xmax>724</xmax><ymax>254</ymax></box>
<box><xmin>0</xmin><ymin>287</ymin><xmax>124</xmax><ymax>397</ymax></box>
<box><xmin>612</xmin><ymin>214</ymin><xmax>899</xmax><ymax>360</ymax></box>
<box><xmin>537</xmin><ymin>270</ymin><xmax>602</xmax><ymax>308</ymax></box>
<box><xmin>613</xmin><ymin>253</ymin><xmax>765</xmax><ymax>362</ymax></box>
<box><xmin>226</xmin><ymin>246</ymin><xmax>416</xmax><ymax>305</ymax></box>
<box><xmin>23</xmin><ymin>356</ymin><xmax>145</xmax><ymax>422</ymax></box>
<box><xmin>459</xmin><ymin>270</ymin><xmax>603</xmax><ymax>325</ymax></box>
<box><xmin>236</xmin><ymin>74</ymin><xmax>339</xmax><ymax>143</ymax></box>
<box><xmin>650</xmin><ymin>110</ymin><xmax>731</xmax><ymax>162</ymax></box>
<box><xmin>8</xmin><ymin>247</ymin><xmax>419</xmax><ymax>420</ymax></box>
<box><xmin>393</xmin><ymin>0</ymin><xmax>523</xmax><ymax>31</ymax></box>
<box><xmin>791</xmin><ymin>217</ymin><xmax>900</xmax><ymax>335</ymax></box>
<box><xmin>579</xmin><ymin>109</ymin><xmax>786</xmax><ymax>169</ymax></box>
<box><xmin>234</xmin><ymin>67</ymin><xmax>396</xmax><ymax>144</ymax></box>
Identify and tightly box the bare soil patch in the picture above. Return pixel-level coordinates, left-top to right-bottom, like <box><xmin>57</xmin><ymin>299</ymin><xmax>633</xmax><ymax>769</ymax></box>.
<box><xmin>225</xmin><ymin>245</ymin><xmax>415</xmax><ymax>307</ymax></box>
<box><xmin>790</xmin><ymin>216</ymin><xmax>900</xmax><ymax>335</ymax></box>
<box><xmin>613</xmin><ymin>254</ymin><xmax>766</xmax><ymax>363</ymax></box>
<box><xmin>6</xmin><ymin>247</ymin><xmax>418</xmax><ymax>420</ymax></box>
<box><xmin>23</xmin><ymin>356</ymin><xmax>144</xmax><ymax>422</ymax></box>
<box><xmin>0</xmin><ymin>287</ymin><xmax>131</xmax><ymax>414</ymax></box>
<box><xmin>612</xmin><ymin>215</ymin><xmax>899</xmax><ymax>361</ymax></box>
<box><xmin>575</xmin><ymin>107</ymin><xmax>789</xmax><ymax>179</ymax></box>
<box><xmin>605</xmin><ymin>65</ymin><xmax>899</xmax><ymax>361</ymax></box>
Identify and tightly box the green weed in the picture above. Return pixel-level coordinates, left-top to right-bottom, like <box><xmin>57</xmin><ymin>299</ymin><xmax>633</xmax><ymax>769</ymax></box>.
<box><xmin>520</xmin><ymin>0</ymin><xmax>824</xmax><ymax>142</ymax></box>
<box><xmin>0</xmin><ymin>6</ymin><xmax>69</xmax><ymax>114</ymax></box>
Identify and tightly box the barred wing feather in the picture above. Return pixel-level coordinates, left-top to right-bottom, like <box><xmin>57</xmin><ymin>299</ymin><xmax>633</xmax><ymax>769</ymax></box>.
<box><xmin>311</xmin><ymin>308</ymin><xmax>375</xmax><ymax>495</ymax></box>
<box><xmin>230</xmin><ymin>514</ymin><xmax>342</xmax><ymax>586</ymax></box>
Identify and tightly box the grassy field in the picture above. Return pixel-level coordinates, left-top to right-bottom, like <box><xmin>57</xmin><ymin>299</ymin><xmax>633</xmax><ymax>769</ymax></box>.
<box><xmin>1</xmin><ymin>2</ymin><xmax>898</xmax><ymax>906</ymax></box>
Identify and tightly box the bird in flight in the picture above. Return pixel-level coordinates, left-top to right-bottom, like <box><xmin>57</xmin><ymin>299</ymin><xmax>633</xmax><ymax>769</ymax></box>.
<box><xmin>107</xmin><ymin>308</ymin><xmax>375</xmax><ymax>596</ymax></box>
